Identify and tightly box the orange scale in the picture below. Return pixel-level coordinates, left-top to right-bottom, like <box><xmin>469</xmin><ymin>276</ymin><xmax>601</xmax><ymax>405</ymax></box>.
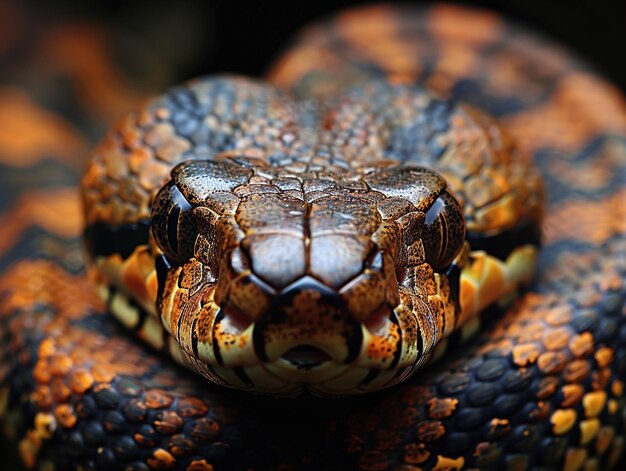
<box><xmin>70</xmin><ymin>368</ymin><xmax>94</xmax><ymax>394</ymax></box>
<box><xmin>50</xmin><ymin>379</ymin><xmax>72</xmax><ymax>403</ymax></box>
<box><xmin>144</xmin><ymin>389</ymin><xmax>174</xmax><ymax>410</ymax></box>
<box><xmin>47</xmin><ymin>353</ymin><xmax>73</xmax><ymax>377</ymax></box>
<box><xmin>90</xmin><ymin>363</ymin><xmax>116</xmax><ymax>383</ymax></box>
<box><xmin>536</xmin><ymin>377</ymin><xmax>559</xmax><ymax>400</ymax></box>
<box><xmin>54</xmin><ymin>404</ymin><xmax>77</xmax><ymax>429</ymax></box>
<box><xmin>32</xmin><ymin>360</ymin><xmax>52</xmax><ymax>385</ymax></box>
<box><xmin>147</xmin><ymin>448</ymin><xmax>176</xmax><ymax>469</ymax></box>
<box><xmin>31</xmin><ymin>385</ymin><xmax>53</xmax><ymax>410</ymax></box>
<box><xmin>177</xmin><ymin>397</ymin><xmax>209</xmax><ymax>418</ymax></box>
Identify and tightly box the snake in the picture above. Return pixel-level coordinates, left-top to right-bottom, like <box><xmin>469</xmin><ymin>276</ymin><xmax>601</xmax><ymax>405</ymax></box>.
<box><xmin>1</xmin><ymin>3</ymin><xmax>626</xmax><ymax>470</ymax></box>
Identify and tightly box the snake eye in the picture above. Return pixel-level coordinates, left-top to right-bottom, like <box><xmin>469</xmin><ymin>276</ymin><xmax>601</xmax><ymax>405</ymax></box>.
<box><xmin>422</xmin><ymin>189</ymin><xmax>465</xmax><ymax>271</ymax></box>
<box><xmin>151</xmin><ymin>181</ymin><xmax>197</xmax><ymax>264</ymax></box>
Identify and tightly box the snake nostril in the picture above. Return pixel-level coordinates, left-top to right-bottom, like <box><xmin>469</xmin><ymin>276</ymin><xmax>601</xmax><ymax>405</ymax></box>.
<box><xmin>281</xmin><ymin>345</ymin><xmax>332</xmax><ymax>368</ymax></box>
<box><xmin>220</xmin><ymin>304</ymin><xmax>253</xmax><ymax>335</ymax></box>
<box><xmin>395</xmin><ymin>265</ymin><xmax>407</xmax><ymax>284</ymax></box>
<box><xmin>363</xmin><ymin>306</ymin><xmax>393</xmax><ymax>335</ymax></box>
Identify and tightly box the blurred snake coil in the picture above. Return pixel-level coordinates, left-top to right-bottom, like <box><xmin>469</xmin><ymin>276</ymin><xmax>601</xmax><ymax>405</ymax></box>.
<box><xmin>1</xmin><ymin>3</ymin><xmax>626</xmax><ymax>470</ymax></box>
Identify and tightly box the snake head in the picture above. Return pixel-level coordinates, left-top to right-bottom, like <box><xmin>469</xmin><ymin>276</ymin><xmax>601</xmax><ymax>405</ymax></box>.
<box><xmin>151</xmin><ymin>159</ymin><xmax>465</xmax><ymax>395</ymax></box>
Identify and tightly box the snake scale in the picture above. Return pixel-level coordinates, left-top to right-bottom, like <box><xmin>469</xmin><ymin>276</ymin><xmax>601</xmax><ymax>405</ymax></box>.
<box><xmin>1</xmin><ymin>3</ymin><xmax>626</xmax><ymax>470</ymax></box>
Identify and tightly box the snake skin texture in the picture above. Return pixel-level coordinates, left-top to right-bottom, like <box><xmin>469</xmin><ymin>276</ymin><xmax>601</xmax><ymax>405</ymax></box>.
<box><xmin>1</xmin><ymin>3</ymin><xmax>626</xmax><ymax>470</ymax></box>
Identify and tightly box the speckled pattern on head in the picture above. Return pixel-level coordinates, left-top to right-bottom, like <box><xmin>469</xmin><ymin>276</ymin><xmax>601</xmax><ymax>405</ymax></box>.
<box><xmin>1</xmin><ymin>3</ymin><xmax>626</xmax><ymax>470</ymax></box>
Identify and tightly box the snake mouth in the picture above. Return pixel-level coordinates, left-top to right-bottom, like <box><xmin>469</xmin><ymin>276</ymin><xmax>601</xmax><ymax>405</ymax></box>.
<box><xmin>280</xmin><ymin>345</ymin><xmax>332</xmax><ymax>369</ymax></box>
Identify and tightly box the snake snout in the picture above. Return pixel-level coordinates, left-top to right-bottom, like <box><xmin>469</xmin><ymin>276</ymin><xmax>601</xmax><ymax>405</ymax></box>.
<box><xmin>252</xmin><ymin>275</ymin><xmax>364</xmax><ymax>366</ymax></box>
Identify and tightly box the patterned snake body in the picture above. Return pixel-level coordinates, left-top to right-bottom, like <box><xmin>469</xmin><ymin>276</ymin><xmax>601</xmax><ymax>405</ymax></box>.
<box><xmin>1</xmin><ymin>4</ymin><xmax>626</xmax><ymax>470</ymax></box>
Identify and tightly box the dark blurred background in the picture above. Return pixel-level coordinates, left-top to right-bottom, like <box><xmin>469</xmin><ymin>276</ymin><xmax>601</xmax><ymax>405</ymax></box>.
<box><xmin>11</xmin><ymin>0</ymin><xmax>626</xmax><ymax>91</ymax></box>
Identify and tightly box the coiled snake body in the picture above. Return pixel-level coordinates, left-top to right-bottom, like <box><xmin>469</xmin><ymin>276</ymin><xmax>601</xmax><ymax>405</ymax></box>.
<box><xmin>1</xmin><ymin>4</ymin><xmax>626</xmax><ymax>470</ymax></box>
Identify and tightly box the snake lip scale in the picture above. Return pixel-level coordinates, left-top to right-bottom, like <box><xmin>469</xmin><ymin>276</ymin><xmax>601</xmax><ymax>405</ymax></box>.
<box><xmin>1</xmin><ymin>3</ymin><xmax>626</xmax><ymax>470</ymax></box>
